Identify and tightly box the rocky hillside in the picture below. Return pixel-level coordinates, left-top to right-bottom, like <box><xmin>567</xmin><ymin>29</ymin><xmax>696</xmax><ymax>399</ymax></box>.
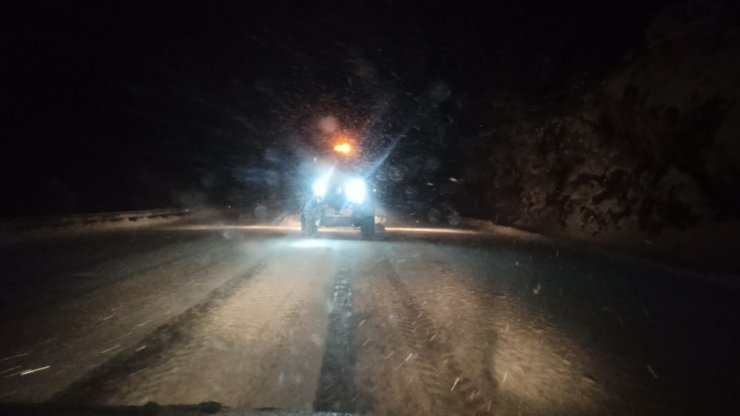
<box><xmin>464</xmin><ymin>0</ymin><xmax>740</xmax><ymax>266</ymax></box>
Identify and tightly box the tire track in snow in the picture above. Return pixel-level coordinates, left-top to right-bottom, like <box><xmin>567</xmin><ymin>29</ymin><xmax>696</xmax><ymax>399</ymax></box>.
<box><xmin>313</xmin><ymin>263</ymin><xmax>357</xmax><ymax>413</ymax></box>
<box><xmin>379</xmin><ymin>247</ymin><xmax>494</xmax><ymax>415</ymax></box>
<box><xmin>0</xmin><ymin>239</ymin><xmax>224</xmax><ymax>324</ymax></box>
<box><xmin>50</xmin><ymin>261</ymin><xmax>266</xmax><ymax>404</ymax></box>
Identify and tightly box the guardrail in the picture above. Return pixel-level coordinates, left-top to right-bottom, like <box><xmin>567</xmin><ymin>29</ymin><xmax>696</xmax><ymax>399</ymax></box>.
<box><xmin>0</xmin><ymin>208</ymin><xmax>192</xmax><ymax>233</ymax></box>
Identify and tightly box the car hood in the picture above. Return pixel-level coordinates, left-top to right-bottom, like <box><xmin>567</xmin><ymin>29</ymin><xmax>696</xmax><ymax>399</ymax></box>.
<box><xmin>0</xmin><ymin>402</ymin><xmax>358</xmax><ymax>416</ymax></box>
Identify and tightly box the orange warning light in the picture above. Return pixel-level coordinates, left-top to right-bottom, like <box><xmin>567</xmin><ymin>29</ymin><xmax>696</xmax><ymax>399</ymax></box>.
<box><xmin>333</xmin><ymin>142</ymin><xmax>352</xmax><ymax>155</ymax></box>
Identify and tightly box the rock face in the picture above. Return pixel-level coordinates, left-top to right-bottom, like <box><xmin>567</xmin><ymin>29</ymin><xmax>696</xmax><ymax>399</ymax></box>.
<box><xmin>467</xmin><ymin>1</ymin><xmax>740</xmax><ymax>258</ymax></box>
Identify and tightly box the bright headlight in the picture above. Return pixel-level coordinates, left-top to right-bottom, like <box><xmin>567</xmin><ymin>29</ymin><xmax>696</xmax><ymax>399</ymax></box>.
<box><xmin>312</xmin><ymin>175</ymin><xmax>330</xmax><ymax>197</ymax></box>
<box><xmin>345</xmin><ymin>178</ymin><xmax>366</xmax><ymax>204</ymax></box>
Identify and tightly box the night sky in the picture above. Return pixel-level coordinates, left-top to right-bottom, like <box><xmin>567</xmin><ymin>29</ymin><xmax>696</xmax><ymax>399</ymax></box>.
<box><xmin>1</xmin><ymin>0</ymin><xmax>664</xmax><ymax>216</ymax></box>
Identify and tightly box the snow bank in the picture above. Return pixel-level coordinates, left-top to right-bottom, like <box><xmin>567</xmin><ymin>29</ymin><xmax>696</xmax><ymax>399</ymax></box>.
<box><xmin>0</xmin><ymin>208</ymin><xmax>200</xmax><ymax>244</ymax></box>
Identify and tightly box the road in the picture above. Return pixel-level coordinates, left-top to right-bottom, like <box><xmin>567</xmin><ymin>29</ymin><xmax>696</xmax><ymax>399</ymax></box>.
<box><xmin>0</xmin><ymin>224</ymin><xmax>737</xmax><ymax>415</ymax></box>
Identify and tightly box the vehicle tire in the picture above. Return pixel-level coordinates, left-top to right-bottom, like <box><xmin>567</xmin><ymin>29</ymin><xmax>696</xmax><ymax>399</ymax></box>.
<box><xmin>301</xmin><ymin>215</ymin><xmax>318</xmax><ymax>236</ymax></box>
<box><xmin>360</xmin><ymin>216</ymin><xmax>375</xmax><ymax>239</ymax></box>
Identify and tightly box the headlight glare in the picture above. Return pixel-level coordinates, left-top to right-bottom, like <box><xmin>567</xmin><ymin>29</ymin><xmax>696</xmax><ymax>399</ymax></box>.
<box><xmin>312</xmin><ymin>175</ymin><xmax>330</xmax><ymax>197</ymax></box>
<box><xmin>345</xmin><ymin>178</ymin><xmax>366</xmax><ymax>204</ymax></box>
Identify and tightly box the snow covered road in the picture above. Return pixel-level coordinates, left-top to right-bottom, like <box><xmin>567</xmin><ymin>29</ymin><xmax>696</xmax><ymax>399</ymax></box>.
<box><xmin>0</xmin><ymin>225</ymin><xmax>737</xmax><ymax>415</ymax></box>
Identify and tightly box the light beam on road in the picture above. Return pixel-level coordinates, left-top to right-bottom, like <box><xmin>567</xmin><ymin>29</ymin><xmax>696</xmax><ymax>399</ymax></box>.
<box><xmin>162</xmin><ymin>224</ymin><xmax>484</xmax><ymax>236</ymax></box>
<box><xmin>290</xmin><ymin>239</ymin><xmax>333</xmax><ymax>248</ymax></box>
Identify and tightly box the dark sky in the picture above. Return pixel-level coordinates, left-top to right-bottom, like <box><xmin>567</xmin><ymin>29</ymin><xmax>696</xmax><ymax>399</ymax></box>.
<box><xmin>0</xmin><ymin>0</ymin><xmax>664</xmax><ymax>215</ymax></box>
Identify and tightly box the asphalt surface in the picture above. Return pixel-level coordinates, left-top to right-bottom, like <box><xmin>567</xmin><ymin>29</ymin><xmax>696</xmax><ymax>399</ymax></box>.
<box><xmin>0</xmin><ymin>224</ymin><xmax>738</xmax><ymax>415</ymax></box>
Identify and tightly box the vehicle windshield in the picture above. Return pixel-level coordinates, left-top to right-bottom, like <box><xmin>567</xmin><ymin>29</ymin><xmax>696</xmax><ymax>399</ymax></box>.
<box><xmin>1</xmin><ymin>1</ymin><xmax>739</xmax><ymax>415</ymax></box>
